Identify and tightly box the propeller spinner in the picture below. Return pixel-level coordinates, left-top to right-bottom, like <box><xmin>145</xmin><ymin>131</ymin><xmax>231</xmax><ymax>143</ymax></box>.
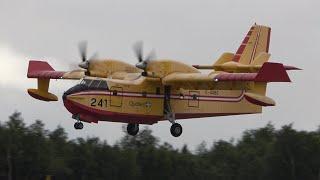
<box><xmin>78</xmin><ymin>41</ymin><xmax>98</xmax><ymax>72</ymax></box>
<box><xmin>133</xmin><ymin>41</ymin><xmax>156</xmax><ymax>76</ymax></box>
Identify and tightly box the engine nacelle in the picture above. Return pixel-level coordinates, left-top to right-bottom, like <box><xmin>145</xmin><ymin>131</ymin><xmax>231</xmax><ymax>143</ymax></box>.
<box><xmin>88</xmin><ymin>59</ymin><xmax>142</xmax><ymax>78</ymax></box>
<box><xmin>146</xmin><ymin>60</ymin><xmax>200</xmax><ymax>78</ymax></box>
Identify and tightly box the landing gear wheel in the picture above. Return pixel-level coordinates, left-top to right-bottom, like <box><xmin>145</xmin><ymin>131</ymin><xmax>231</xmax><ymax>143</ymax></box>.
<box><xmin>74</xmin><ymin>122</ymin><xmax>84</xmax><ymax>130</ymax></box>
<box><xmin>127</xmin><ymin>123</ymin><xmax>139</xmax><ymax>136</ymax></box>
<box><xmin>170</xmin><ymin>123</ymin><xmax>182</xmax><ymax>137</ymax></box>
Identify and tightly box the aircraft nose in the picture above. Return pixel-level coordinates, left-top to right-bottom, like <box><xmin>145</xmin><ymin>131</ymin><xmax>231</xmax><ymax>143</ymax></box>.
<box><xmin>62</xmin><ymin>87</ymin><xmax>74</xmax><ymax>101</ymax></box>
<box><xmin>62</xmin><ymin>92</ymin><xmax>69</xmax><ymax>101</ymax></box>
<box><xmin>62</xmin><ymin>84</ymin><xmax>87</xmax><ymax>101</ymax></box>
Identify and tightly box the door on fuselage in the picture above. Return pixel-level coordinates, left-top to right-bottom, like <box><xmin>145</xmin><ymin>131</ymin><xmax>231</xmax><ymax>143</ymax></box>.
<box><xmin>188</xmin><ymin>91</ymin><xmax>200</xmax><ymax>108</ymax></box>
<box><xmin>110</xmin><ymin>86</ymin><xmax>123</xmax><ymax>107</ymax></box>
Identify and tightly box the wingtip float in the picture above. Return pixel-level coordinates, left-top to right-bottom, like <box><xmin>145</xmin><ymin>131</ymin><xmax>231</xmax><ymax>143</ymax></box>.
<box><xmin>26</xmin><ymin>24</ymin><xmax>299</xmax><ymax>137</ymax></box>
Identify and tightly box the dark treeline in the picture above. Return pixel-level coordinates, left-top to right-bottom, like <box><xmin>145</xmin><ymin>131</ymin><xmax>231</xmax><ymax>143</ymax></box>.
<box><xmin>1</xmin><ymin>112</ymin><xmax>320</xmax><ymax>180</ymax></box>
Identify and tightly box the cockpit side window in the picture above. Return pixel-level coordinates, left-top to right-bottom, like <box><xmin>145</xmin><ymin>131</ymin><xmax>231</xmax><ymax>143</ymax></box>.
<box><xmin>80</xmin><ymin>79</ymin><xmax>108</xmax><ymax>90</ymax></box>
<box><xmin>80</xmin><ymin>79</ymin><xmax>93</xmax><ymax>86</ymax></box>
<box><xmin>98</xmin><ymin>81</ymin><xmax>108</xmax><ymax>89</ymax></box>
<box><xmin>90</xmin><ymin>80</ymin><xmax>100</xmax><ymax>88</ymax></box>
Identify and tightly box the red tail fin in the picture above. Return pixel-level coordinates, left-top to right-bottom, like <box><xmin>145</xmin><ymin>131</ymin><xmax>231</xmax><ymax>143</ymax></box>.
<box><xmin>255</xmin><ymin>62</ymin><xmax>291</xmax><ymax>82</ymax></box>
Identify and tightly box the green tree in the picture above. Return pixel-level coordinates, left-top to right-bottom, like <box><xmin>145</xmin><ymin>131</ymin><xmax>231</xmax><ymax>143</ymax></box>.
<box><xmin>1</xmin><ymin>112</ymin><xmax>320</xmax><ymax>180</ymax></box>
<box><xmin>5</xmin><ymin>112</ymin><xmax>26</xmax><ymax>180</ymax></box>
<box><xmin>266</xmin><ymin>125</ymin><xmax>320</xmax><ymax>180</ymax></box>
<box><xmin>236</xmin><ymin>123</ymin><xmax>276</xmax><ymax>180</ymax></box>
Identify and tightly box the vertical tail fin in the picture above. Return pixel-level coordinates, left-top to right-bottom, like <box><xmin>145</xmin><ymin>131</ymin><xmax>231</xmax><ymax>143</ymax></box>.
<box><xmin>232</xmin><ymin>24</ymin><xmax>271</xmax><ymax>65</ymax></box>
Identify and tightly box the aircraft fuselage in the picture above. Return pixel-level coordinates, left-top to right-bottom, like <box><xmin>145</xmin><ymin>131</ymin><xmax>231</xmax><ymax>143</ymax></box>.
<box><xmin>63</xmin><ymin>77</ymin><xmax>261</xmax><ymax>125</ymax></box>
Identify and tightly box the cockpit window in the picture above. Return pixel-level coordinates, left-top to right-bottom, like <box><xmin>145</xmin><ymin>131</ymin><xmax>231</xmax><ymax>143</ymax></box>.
<box><xmin>90</xmin><ymin>80</ymin><xmax>100</xmax><ymax>88</ymax></box>
<box><xmin>80</xmin><ymin>79</ymin><xmax>92</xmax><ymax>86</ymax></box>
<box><xmin>80</xmin><ymin>79</ymin><xmax>108</xmax><ymax>90</ymax></box>
<box><xmin>98</xmin><ymin>81</ymin><xmax>108</xmax><ymax>89</ymax></box>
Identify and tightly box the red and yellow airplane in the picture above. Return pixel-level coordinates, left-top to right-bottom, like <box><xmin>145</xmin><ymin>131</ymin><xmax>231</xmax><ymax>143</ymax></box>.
<box><xmin>27</xmin><ymin>24</ymin><xmax>299</xmax><ymax>137</ymax></box>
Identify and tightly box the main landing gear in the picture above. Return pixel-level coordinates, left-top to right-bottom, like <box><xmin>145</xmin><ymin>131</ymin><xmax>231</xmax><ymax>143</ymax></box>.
<box><xmin>74</xmin><ymin>122</ymin><xmax>84</xmax><ymax>130</ymax></box>
<box><xmin>165</xmin><ymin>108</ymin><xmax>183</xmax><ymax>137</ymax></box>
<box><xmin>73</xmin><ymin>114</ymin><xmax>84</xmax><ymax>130</ymax></box>
<box><xmin>127</xmin><ymin>123</ymin><xmax>139</xmax><ymax>136</ymax></box>
<box><xmin>164</xmin><ymin>86</ymin><xmax>183</xmax><ymax>137</ymax></box>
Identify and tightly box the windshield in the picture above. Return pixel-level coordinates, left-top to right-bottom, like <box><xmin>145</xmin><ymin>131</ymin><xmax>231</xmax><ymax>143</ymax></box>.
<box><xmin>80</xmin><ymin>79</ymin><xmax>108</xmax><ymax>90</ymax></box>
<box><xmin>80</xmin><ymin>79</ymin><xmax>92</xmax><ymax>86</ymax></box>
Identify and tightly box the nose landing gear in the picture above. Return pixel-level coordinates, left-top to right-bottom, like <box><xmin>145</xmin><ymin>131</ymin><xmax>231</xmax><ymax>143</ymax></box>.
<box><xmin>72</xmin><ymin>114</ymin><xmax>84</xmax><ymax>130</ymax></box>
<box><xmin>74</xmin><ymin>122</ymin><xmax>84</xmax><ymax>130</ymax></box>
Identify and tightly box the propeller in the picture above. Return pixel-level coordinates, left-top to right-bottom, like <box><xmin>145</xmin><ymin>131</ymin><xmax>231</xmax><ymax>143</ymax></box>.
<box><xmin>79</xmin><ymin>41</ymin><xmax>87</xmax><ymax>63</ymax></box>
<box><xmin>78</xmin><ymin>41</ymin><xmax>98</xmax><ymax>74</ymax></box>
<box><xmin>133</xmin><ymin>41</ymin><xmax>156</xmax><ymax>76</ymax></box>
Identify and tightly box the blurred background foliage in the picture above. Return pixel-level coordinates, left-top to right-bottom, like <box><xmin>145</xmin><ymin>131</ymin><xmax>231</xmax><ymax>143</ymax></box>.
<box><xmin>1</xmin><ymin>112</ymin><xmax>320</xmax><ymax>180</ymax></box>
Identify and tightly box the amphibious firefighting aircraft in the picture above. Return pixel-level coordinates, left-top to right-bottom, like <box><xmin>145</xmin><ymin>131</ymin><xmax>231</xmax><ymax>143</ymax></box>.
<box><xmin>27</xmin><ymin>24</ymin><xmax>299</xmax><ymax>137</ymax></box>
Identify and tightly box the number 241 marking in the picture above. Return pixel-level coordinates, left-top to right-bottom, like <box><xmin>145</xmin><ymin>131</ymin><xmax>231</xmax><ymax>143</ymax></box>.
<box><xmin>90</xmin><ymin>98</ymin><xmax>107</xmax><ymax>107</ymax></box>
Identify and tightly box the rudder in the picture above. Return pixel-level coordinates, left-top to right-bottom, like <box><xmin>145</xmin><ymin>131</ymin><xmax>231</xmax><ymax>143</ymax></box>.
<box><xmin>232</xmin><ymin>24</ymin><xmax>271</xmax><ymax>65</ymax></box>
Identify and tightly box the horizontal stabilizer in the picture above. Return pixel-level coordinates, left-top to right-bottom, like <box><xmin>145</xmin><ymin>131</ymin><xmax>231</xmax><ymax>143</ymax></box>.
<box><xmin>163</xmin><ymin>62</ymin><xmax>298</xmax><ymax>90</ymax></box>
<box><xmin>255</xmin><ymin>62</ymin><xmax>291</xmax><ymax>82</ymax></box>
<box><xmin>214</xmin><ymin>62</ymin><xmax>294</xmax><ymax>82</ymax></box>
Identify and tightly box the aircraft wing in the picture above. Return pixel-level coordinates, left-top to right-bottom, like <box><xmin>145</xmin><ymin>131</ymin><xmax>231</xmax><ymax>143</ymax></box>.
<box><xmin>27</xmin><ymin>61</ymin><xmax>85</xmax><ymax>79</ymax></box>
<box><xmin>27</xmin><ymin>60</ymin><xmax>84</xmax><ymax>101</ymax></box>
<box><xmin>162</xmin><ymin>62</ymin><xmax>292</xmax><ymax>90</ymax></box>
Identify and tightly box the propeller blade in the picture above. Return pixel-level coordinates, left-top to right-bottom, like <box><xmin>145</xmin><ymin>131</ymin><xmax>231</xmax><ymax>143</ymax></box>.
<box><xmin>68</xmin><ymin>62</ymin><xmax>80</xmax><ymax>70</ymax></box>
<box><xmin>133</xmin><ymin>41</ymin><xmax>157</xmax><ymax>75</ymax></box>
<box><xmin>145</xmin><ymin>49</ymin><xmax>156</xmax><ymax>62</ymax></box>
<box><xmin>78</xmin><ymin>41</ymin><xmax>88</xmax><ymax>62</ymax></box>
<box><xmin>89</xmin><ymin>52</ymin><xmax>98</xmax><ymax>61</ymax></box>
<box><xmin>133</xmin><ymin>41</ymin><xmax>144</xmax><ymax>62</ymax></box>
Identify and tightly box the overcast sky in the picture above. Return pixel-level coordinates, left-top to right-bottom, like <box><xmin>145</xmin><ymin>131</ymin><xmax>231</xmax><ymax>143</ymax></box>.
<box><xmin>0</xmin><ymin>0</ymin><xmax>318</xmax><ymax>150</ymax></box>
